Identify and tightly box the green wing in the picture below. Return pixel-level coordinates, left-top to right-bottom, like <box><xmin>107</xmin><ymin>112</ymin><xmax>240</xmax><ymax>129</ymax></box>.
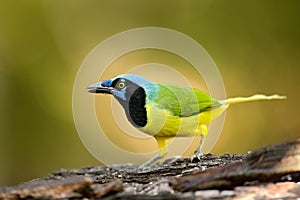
<box><xmin>152</xmin><ymin>83</ymin><xmax>222</xmax><ymax>117</ymax></box>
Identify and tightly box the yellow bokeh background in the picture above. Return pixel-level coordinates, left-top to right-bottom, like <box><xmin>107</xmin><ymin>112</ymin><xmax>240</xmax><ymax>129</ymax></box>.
<box><xmin>1</xmin><ymin>1</ymin><xmax>299</xmax><ymax>186</ymax></box>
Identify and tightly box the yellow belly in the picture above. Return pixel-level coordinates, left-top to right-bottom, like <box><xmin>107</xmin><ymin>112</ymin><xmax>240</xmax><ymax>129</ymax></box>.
<box><xmin>139</xmin><ymin>104</ymin><xmax>228</xmax><ymax>138</ymax></box>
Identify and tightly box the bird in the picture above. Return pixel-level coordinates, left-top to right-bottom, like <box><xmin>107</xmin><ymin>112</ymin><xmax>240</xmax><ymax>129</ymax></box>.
<box><xmin>87</xmin><ymin>74</ymin><xmax>286</xmax><ymax>170</ymax></box>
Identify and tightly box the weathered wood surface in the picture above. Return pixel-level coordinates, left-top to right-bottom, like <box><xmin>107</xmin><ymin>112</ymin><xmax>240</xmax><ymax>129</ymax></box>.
<box><xmin>173</xmin><ymin>139</ymin><xmax>300</xmax><ymax>191</ymax></box>
<box><xmin>1</xmin><ymin>139</ymin><xmax>299</xmax><ymax>199</ymax></box>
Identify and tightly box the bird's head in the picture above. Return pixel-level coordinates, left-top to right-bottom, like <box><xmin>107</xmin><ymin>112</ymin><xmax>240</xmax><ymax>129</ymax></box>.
<box><xmin>87</xmin><ymin>74</ymin><xmax>154</xmax><ymax>105</ymax></box>
<box><xmin>87</xmin><ymin>74</ymin><xmax>155</xmax><ymax>127</ymax></box>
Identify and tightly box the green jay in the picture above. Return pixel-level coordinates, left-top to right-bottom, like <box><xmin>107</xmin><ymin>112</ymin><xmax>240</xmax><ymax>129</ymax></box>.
<box><xmin>87</xmin><ymin>74</ymin><xmax>285</xmax><ymax>170</ymax></box>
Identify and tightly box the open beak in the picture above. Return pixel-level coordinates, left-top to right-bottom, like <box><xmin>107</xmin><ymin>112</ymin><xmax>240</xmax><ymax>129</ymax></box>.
<box><xmin>86</xmin><ymin>82</ymin><xmax>113</xmax><ymax>94</ymax></box>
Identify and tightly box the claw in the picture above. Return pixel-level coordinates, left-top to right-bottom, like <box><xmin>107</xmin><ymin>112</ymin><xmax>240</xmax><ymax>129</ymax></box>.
<box><xmin>162</xmin><ymin>155</ymin><xmax>182</xmax><ymax>165</ymax></box>
<box><xmin>137</xmin><ymin>154</ymin><xmax>162</xmax><ymax>172</ymax></box>
<box><xmin>190</xmin><ymin>152</ymin><xmax>203</xmax><ymax>162</ymax></box>
<box><xmin>137</xmin><ymin>165</ymin><xmax>151</xmax><ymax>173</ymax></box>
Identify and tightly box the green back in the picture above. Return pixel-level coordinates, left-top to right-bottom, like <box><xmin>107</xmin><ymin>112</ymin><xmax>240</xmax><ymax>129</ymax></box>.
<box><xmin>151</xmin><ymin>83</ymin><xmax>221</xmax><ymax>117</ymax></box>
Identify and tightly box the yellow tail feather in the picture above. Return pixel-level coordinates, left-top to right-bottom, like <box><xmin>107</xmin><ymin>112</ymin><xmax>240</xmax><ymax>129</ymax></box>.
<box><xmin>224</xmin><ymin>94</ymin><xmax>286</xmax><ymax>105</ymax></box>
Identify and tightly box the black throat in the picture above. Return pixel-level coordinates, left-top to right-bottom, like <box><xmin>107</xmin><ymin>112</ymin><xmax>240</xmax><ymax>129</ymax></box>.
<box><xmin>119</xmin><ymin>87</ymin><xmax>147</xmax><ymax>128</ymax></box>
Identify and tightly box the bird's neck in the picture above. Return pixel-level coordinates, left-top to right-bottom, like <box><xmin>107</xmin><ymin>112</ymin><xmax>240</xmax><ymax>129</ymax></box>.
<box><xmin>118</xmin><ymin>87</ymin><xmax>147</xmax><ymax>128</ymax></box>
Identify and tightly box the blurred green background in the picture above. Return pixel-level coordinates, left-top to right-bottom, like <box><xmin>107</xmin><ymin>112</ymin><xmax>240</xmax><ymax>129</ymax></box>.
<box><xmin>1</xmin><ymin>1</ymin><xmax>299</xmax><ymax>186</ymax></box>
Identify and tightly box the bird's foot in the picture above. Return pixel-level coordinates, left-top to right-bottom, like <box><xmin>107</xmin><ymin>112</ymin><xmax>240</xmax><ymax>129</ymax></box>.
<box><xmin>162</xmin><ymin>155</ymin><xmax>182</xmax><ymax>165</ymax></box>
<box><xmin>137</xmin><ymin>154</ymin><xmax>162</xmax><ymax>173</ymax></box>
<box><xmin>190</xmin><ymin>152</ymin><xmax>203</xmax><ymax>162</ymax></box>
<box><xmin>137</xmin><ymin>156</ymin><xmax>182</xmax><ymax>173</ymax></box>
<box><xmin>137</xmin><ymin>165</ymin><xmax>151</xmax><ymax>173</ymax></box>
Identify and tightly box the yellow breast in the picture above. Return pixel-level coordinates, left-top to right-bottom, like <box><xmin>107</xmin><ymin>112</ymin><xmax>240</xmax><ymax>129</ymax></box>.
<box><xmin>138</xmin><ymin>104</ymin><xmax>228</xmax><ymax>138</ymax></box>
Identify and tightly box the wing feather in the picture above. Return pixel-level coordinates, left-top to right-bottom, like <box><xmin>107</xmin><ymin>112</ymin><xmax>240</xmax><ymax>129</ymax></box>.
<box><xmin>151</xmin><ymin>83</ymin><xmax>222</xmax><ymax>117</ymax></box>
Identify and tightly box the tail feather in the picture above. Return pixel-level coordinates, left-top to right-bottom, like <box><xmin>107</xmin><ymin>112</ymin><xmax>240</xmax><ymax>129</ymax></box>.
<box><xmin>223</xmin><ymin>94</ymin><xmax>286</xmax><ymax>105</ymax></box>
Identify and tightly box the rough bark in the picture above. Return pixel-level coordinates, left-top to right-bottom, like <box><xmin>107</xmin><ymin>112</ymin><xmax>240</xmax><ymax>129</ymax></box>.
<box><xmin>1</xmin><ymin>139</ymin><xmax>299</xmax><ymax>199</ymax></box>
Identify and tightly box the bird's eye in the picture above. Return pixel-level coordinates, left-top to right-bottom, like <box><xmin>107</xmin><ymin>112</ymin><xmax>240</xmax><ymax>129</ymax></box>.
<box><xmin>118</xmin><ymin>82</ymin><xmax>125</xmax><ymax>89</ymax></box>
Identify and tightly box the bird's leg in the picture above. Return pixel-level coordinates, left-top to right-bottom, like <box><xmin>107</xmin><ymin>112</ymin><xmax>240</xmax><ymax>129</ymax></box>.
<box><xmin>138</xmin><ymin>137</ymin><xmax>168</xmax><ymax>171</ymax></box>
<box><xmin>191</xmin><ymin>134</ymin><xmax>205</xmax><ymax>160</ymax></box>
<box><xmin>191</xmin><ymin>124</ymin><xmax>208</xmax><ymax>161</ymax></box>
